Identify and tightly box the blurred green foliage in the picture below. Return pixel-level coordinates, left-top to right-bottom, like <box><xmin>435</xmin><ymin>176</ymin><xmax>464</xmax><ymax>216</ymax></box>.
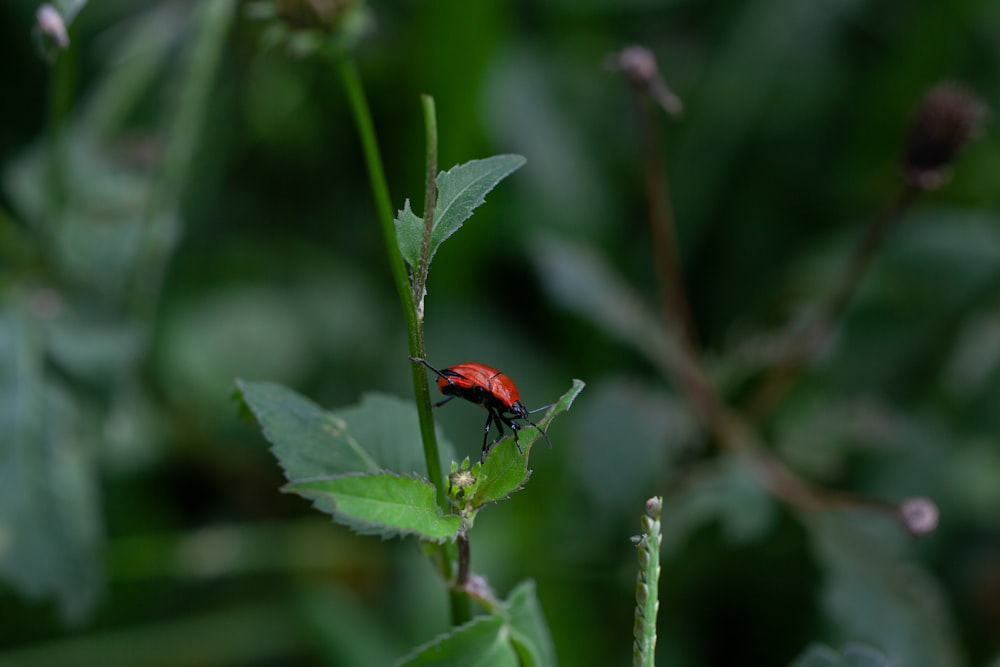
<box><xmin>1</xmin><ymin>0</ymin><xmax>999</xmax><ymax>666</ymax></box>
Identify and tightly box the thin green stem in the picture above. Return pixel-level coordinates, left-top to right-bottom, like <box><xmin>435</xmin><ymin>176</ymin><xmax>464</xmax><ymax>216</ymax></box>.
<box><xmin>336</xmin><ymin>59</ymin><xmax>445</xmax><ymax>504</ymax></box>
<box><xmin>336</xmin><ymin>59</ymin><xmax>410</xmax><ymax>315</ymax></box>
<box><xmin>337</xmin><ymin>61</ymin><xmax>469</xmax><ymax>625</ymax></box>
<box><xmin>412</xmin><ymin>94</ymin><xmax>438</xmax><ymax>313</ymax></box>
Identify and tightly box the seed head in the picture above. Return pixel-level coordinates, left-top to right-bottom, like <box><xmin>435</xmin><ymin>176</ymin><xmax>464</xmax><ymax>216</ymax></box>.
<box><xmin>449</xmin><ymin>469</ymin><xmax>476</xmax><ymax>490</ymax></box>
<box><xmin>901</xmin><ymin>82</ymin><xmax>986</xmax><ymax>190</ymax></box>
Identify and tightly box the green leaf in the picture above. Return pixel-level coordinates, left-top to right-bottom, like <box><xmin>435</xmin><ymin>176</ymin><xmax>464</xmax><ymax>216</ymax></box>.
<box><xmin>236</xmin><ymin>381</ymin><xmax>462</xmax><ymax>540</ymax></box>
<box><xmin>469</xmin><ymin>379</ymin><xmax>585</xmax><ymax>508</ymax></box>
<box><xmin>285</xmin><ymin>473</ymin><xmax>462</xmax><ymax>542</ymax></box>
<box><xmin>394</xmin><ymin>580</ymin><xmax>555</xmax><ymax>667</ymax></box>
<box><xmin>395</xmin><ymin>615</ymin><xmax>518</xmax><ymax>667</ymax></box>
<box><xmin>396</xmin><ymin>154</ymin><xmax>526</xmax><ymax>269</ymax></box>
<box><xmin>0</xmin><ymin>300</ymin><xmax>104</xmax><ymax>624</ymax></box>
<box><xmin>505</xmin><ymin>580</ymin><xmax>557</xmax><ymax>667</ymax></box>
<box><xmin>235</xmin><ymin>381</ymin><xmax>455</xmax><ymax>479</ymax></box>
<box><xmin>807</xmin><ymin>514</ymin><xmax>960</xmax><ymax>667</ymax></box>
<box><xmin>394</xmin><ymin>200</ymin><xmax>426</xmax><ymax>271</ymax></box>
<box><xmin>791</xmin><ymin>642</ymin><xmax>897</xmax><ymax>667</ymax></box>
<box><xmin>235</xmin><ymin>380</ymin><xmax>380</xmax><ymax>477</ymax></box>
<box><xmin>336</xmin><ymin>393</ymin><xmax>455</xmax><ymax>476</ymax></box>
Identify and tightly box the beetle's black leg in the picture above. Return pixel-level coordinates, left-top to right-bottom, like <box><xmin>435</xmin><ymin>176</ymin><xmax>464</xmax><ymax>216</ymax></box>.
<box><xmin>504</xmin><ymin>413</ymin><xmax>548</xmax><ymax>452</ymax></box>
<box><xmin>482</xmin><ymin>410</ymin><xmax>495</xmax><ymax>448</ymax></box>
<box><xmin>482</xmin><ymin>410</ymin><xmax>508</xmax><ymax>462</ymax></box>
<box><xmin>433</xmin><ymin>395</ymin><xmax>455</xmax><ymax>408</ymax></box>
<box><xmin>506</xmin><ymin>418</ymin><xmax>524</xmax><ymax>454</ymax></box>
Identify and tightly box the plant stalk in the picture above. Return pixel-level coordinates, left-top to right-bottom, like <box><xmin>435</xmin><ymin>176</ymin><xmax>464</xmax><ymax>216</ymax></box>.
<box><xmin>625</xmin><ymin>60</ymin><xmax>925</xmax><ymax>534</ymax></box>
<box><xmin>636</xmin><ymin>93</ymin><xmax>698</xmax><ymax>352</ymax></box>
<box><xmin>412</xmin><ymin>94</ymin><xmax>438</xmax><ymax>314</ymax></box>
<box><xmin>456</xmin><ymin>533</ymin><xmax>471</xmax><ymax>587</ymax></box>
<box><xmin>336</xmin><ymin>59</ymin><xmax>446</xmax><ymax>505</ymax></box>
<box><xmin>633</xmin><ymin>497</ymin><xmax>663</xmax><ymax>667</ymax></box>
<box><xmin>337</xmin><ymin>61</ymin><xmax>469</xmax><ymax>624</ymax></box>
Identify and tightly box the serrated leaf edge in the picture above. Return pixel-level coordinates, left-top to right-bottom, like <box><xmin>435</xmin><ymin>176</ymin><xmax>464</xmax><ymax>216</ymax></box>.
<box><xmin>433</xmin><ymin>154</ymin><xmax>526</xmax><ymax>234</ymax></box>
<box><xmin>284</xmin><ymin>470</ymin><xmax>462</xmax><ymax>544</ymax></box>
<box><xmin>234</xmin><ymin>379</ymin><xmax>381</xmax><ymax>474</ymax></box>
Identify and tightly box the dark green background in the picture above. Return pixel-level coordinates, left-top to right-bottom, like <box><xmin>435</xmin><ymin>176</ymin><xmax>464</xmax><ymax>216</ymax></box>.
<box><xmin>2</xmin><ymin>0</ymin><xmax>999</xmax><ymax>665</ymax></box>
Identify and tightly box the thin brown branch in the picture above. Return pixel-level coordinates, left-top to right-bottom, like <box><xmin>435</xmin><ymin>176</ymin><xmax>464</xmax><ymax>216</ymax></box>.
<box><xmin>747</xmin><ymin>183</ymin><xmax>921</xmax><ymax>418</ymax></box>
<box><xmin>615</xmin><ymin>47</ymin><xmax>937</xmax><ymax>536</ymax></box>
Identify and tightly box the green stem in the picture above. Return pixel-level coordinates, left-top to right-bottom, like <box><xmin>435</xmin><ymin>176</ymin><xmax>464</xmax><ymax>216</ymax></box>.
<box><xmin>336</xmin><ymin>60</ymin><xmax>445</xmax><ymax>504</ymax></box>
<box><xmin>337</xmin><ymin>60</ymin><xmax>468</xmax><ymax>625</ymax></box>
<box><xmin>412</xmin><ymin>94</ymin><xmax>438</xmax><ymax>312</ymax></box>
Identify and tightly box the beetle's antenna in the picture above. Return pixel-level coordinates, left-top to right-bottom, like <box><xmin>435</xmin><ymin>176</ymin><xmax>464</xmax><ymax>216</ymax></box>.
<box><xmin>409</xmin><ymin>356</ymin><xmax>446</xmax><ymax>378</ymax></box>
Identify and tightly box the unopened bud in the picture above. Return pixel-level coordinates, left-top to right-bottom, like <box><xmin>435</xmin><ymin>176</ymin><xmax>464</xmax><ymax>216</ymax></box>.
<box><xmin>609</xmin><ymin>46</ymin><xmax>683</xmax><ymax>117</ymax></box>
<box><xmin>898</xmin><ymin>497</ymin><xmax>939</xmax><ymax>536</ymax></box>
<box><xmin>644</xmin><ymin>496</ymin><xmax>663</xmax><ymax>519</ymax></box>
<box><xmin>901</xmin><ymin>82</ymin><xmax>986</xmax><ymax>190</ymax></box>
<box><xmin>36</xmin><ymin>4</ymin><xmax>69</xmax><ymax>49</ymax></box>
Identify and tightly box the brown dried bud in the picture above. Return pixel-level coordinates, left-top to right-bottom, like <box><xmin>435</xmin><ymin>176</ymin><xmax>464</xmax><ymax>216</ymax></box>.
<box><xmin>898</xmin><ymin>497</ymin><xmax>939</xmax><ymax>537</ymax></box>
<box><xmin>901</xmin><ymin>82</ymin><xmax>986</xmax><ymax>190</ymax></box>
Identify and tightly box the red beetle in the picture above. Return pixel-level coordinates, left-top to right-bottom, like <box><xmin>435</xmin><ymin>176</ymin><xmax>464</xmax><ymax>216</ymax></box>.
<box><xmin>411</xmin><ymin>357</ymin><xmax>551</xmax><ymax>461</ymax></box>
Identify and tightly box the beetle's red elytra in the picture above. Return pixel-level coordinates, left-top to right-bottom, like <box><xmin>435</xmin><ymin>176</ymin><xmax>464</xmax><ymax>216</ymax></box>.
<box><xmin>410</xmin><ymin>357</ymin><xmax>551</xmax><ymax>461</ymax></box>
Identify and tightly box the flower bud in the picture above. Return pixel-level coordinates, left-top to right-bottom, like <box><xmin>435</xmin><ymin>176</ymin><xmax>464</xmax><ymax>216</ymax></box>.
<box><xmin>901</xmin><ymin>82</ymin><xmax>986</xmax><ymax>190</ymax></box>
<box><xmin>36</xmin><ymin>5</ymin><xmax>69</xmax><ymax>49</ymax></box>
<box><xmin>898</xmin><ymin>496</ymin><xmax>939</xmax><ymax>536</ymax></box>
<box><xmin>609</xmin><ymin>46</ymin><xmax>683</xmax><ymax>117</ymax></box>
